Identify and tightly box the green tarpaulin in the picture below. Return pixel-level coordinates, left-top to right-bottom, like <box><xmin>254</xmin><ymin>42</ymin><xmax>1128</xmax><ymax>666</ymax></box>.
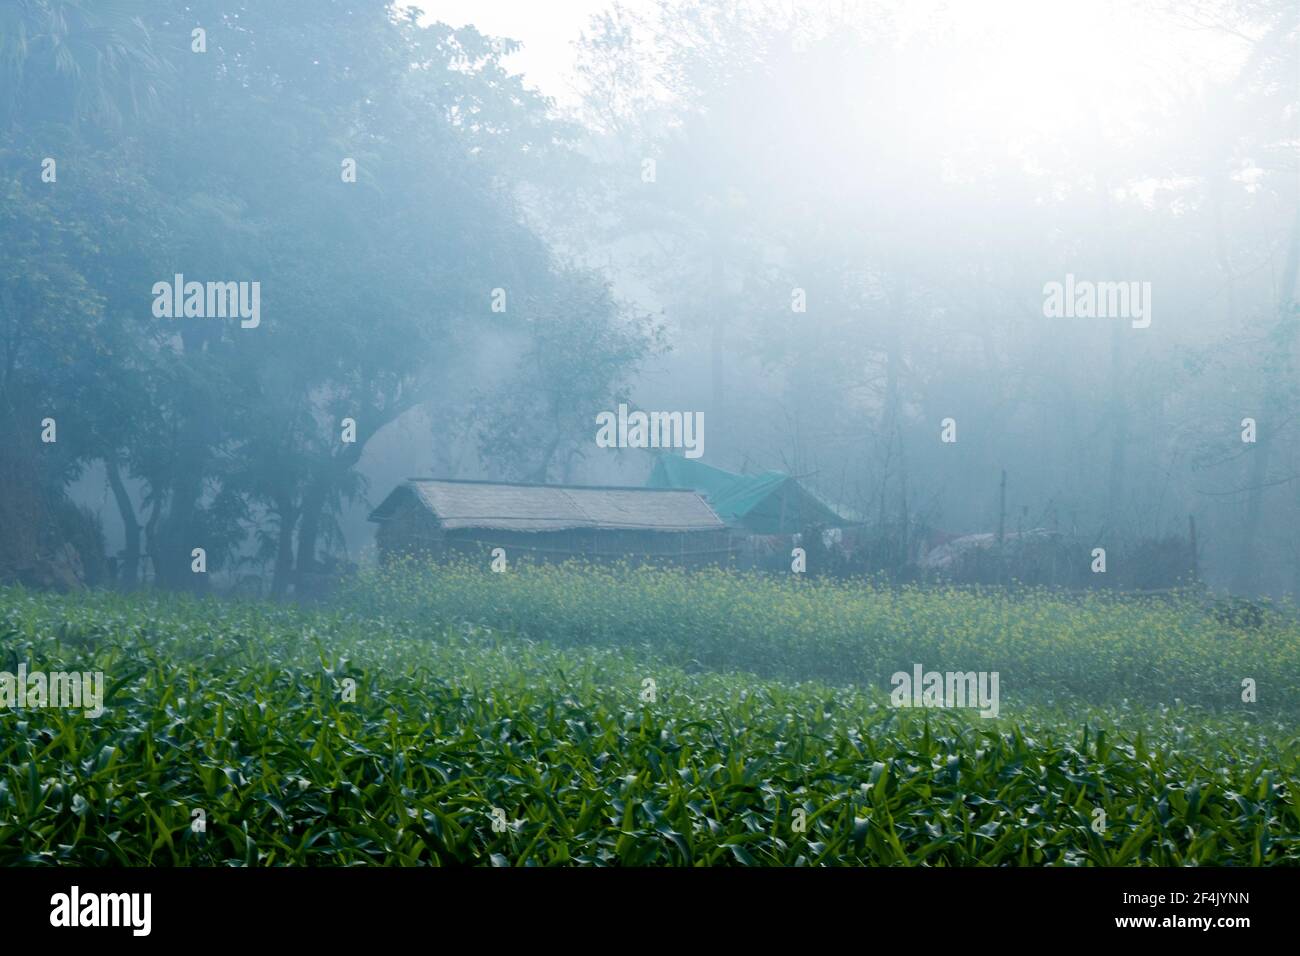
<box><xmin>646</xmin><ymin>457</ymin><xmax>845</xmax><ymax>534</ymax></box>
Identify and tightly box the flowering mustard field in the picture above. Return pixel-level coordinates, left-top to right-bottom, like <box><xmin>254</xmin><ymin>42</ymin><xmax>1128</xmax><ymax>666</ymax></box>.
<box><xmin>344</xmin><ymin>562</ymin><xmax>1300</xmax><ymax>712</ymax></box>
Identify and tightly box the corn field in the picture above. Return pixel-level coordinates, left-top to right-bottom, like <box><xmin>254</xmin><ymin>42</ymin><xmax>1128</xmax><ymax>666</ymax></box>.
<box><xmin>1</xmin><ymin>567</ymin><xmax>1296</xmax><ymax>866</ymax></box>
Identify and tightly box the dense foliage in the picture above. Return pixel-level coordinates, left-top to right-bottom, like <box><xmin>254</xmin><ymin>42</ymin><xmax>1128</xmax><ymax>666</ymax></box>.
<box><xmin>0</xmin><ymin>0</ymin><xmax>657</xmax><ymax>596</ymax></box>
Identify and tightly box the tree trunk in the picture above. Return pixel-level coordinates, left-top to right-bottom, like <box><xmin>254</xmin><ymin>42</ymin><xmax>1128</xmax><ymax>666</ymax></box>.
<box><xmin>105</xmin><ymin>455</ymin><xmax>140</xmax><ymax>590</ymax></box>
<box><xmin>157</xmin><ymin>464</ymin><xmax>205</xmax><ymax>592</ymax></box>
<box><xmin>1234</xmin><ymin>207</ymin><xmax>1300</xmax><ymax>593</ymax></box>
<box><xmin>143</xmin><ymin>492</ymin><xmax>162</xmax><ymax>586</ymax></box>
<box><xmin>294</xmin><ymin>479</ymin><xmax>330</xmax><ymax>590</ymax></box>
<box><xmin>293</xmin><ymin>395</ymin><xmax>427</xmax><ymax>594</ymax></box>
<box><xmin>271</xmin><ymin>495</ymin><xmax>298</xmax><ymax>599</ymax></box>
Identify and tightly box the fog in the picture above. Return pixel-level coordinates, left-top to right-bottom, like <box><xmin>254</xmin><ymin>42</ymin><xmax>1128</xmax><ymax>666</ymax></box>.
<box><xmin>2</xmin><ymin>0</ymin><xmax>1297</xmax><ymax>597</ymax></box>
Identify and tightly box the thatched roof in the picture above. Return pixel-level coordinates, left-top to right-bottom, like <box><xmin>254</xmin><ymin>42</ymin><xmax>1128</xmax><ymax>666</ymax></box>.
<box><xmin>368</xmin><ymin>478</ymin><xmax>725</xmax><ymax>533</ymax></box>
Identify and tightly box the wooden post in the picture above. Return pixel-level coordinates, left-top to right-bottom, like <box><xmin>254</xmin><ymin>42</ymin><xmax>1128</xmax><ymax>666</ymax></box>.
<box><xmin>1188</xmin><ymin>514</ymin><xmax>1199</xmax><ymax>582</ymax></box>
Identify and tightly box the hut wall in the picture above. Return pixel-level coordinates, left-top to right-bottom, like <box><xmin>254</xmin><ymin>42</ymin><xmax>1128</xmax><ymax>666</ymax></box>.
<box><xmin>375</xmin><ymin>497</ymin><xmax>445</xmax><ymax>564</ymax></box>
<box><xmin>441</xmin><ymin>528</ymin><xmax>733</xmax><ymax>567</ymax></box>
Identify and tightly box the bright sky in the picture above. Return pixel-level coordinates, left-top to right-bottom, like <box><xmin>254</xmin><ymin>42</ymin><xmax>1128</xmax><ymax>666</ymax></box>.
<box><xmin>405</xmin><ymin>0</ymin><xmax>1249</xmax><ymax>142</ymax></box>
<box><xmin>406</xmin><ymin>0</ymin><xmax>610</xmax><ymax>104</ymax></box>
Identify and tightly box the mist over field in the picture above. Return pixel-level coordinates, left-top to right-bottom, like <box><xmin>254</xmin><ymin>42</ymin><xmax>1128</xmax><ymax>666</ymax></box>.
<box><xmin>1</xmin><ymin>0</ymin><xmax>1295</xmax><ymax>596</ymax></box>
<box><xmin>0</xmin><ymin>0</ymin><xmax>1297</xmax><ymax>883</ymax></box>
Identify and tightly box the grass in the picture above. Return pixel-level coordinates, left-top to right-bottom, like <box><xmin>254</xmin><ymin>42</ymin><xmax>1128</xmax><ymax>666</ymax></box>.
<box><xmin>0</xmin><ymin>566</ymin><xmax>1296</xmax><ymax>866</ymax></box>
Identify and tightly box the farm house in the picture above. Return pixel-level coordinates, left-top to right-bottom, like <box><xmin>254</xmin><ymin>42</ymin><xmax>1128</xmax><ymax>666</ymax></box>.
<box><xmin>646</xmin><ymin>456</ymin><xmax>847</xmax><ymax>534</ymax></box>
<box><xmin>367</xmin><ymin>478</ymin><xmax>732</xmax><ymax>566</ymax></box>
